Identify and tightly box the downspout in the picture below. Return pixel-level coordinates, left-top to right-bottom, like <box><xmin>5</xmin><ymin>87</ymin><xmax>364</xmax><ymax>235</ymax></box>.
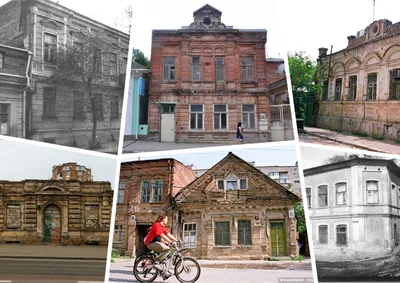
<box><xmin>135</xmin><ymin>76</ymin><xmax>140</xmax><ymax>140</ymax></box>
<box><xmin>23</xmin><ymin>51</ymin><xmax>33</xmax><ymax>138</ymax></box>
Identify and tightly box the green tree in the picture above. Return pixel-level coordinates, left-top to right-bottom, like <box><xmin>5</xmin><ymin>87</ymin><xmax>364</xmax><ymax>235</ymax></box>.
<box><xmin>294</xmin><ymin>202</ymin><xmax>306</xmax><ymax>235</ymax></box>
<box><xmin>288</xmin><ymin>51</ymin><xmax>319</xmax><ymax>119</ymax></box>
<box><xmin>133</xmin><ymin>49</ymin><xmax>150</xmax><ymax>69</ymax></box>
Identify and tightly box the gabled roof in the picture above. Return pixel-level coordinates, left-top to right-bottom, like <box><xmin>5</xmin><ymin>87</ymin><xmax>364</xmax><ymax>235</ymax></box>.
<box><xmin>174</xmin><ymin>152</ymin><xmax>300</xmax><ymax>204</ymax></box>
<box><xmin>193</xmin><ymin>4</ymin><xmax>222</xmax><ymax>16</ymax></box>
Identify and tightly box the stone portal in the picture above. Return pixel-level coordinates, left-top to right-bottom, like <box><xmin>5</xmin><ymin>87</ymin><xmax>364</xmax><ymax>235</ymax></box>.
<box><xmin>44</xmin><ymin>205</ymin><xmax>62</xmax><ymax>244</ymax></box>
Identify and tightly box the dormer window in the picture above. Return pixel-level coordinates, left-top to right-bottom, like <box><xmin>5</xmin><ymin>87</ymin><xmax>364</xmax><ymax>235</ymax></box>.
<box><xmin>217</xmin><ymin>174</ymin><xmax>248</xmax><ymax>190</ymax></box>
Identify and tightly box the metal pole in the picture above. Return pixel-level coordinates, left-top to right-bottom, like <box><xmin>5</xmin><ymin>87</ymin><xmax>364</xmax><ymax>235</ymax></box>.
<box><xmin>373</xmin><ymin>0</ymin><xmax>376</xmax><ymax>21</ymax></box>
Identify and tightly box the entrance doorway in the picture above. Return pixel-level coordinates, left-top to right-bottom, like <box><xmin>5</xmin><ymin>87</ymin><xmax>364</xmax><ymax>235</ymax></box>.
<box><xmin>44</xmin><ymin>205</ymin><xmax>62</xmax><ymax>244</ymax></box>
<box><xmin>136</xmin><ymin>225</ymin><xmax>151</xmax><ymax>257</ymax></box>
<box><xmin>160</xmin><ymin>104</ymin><xmax>175</xmax><ymax>142</ymax></box>
<box><xmin>270</xmin><ymin>221</ymin><xmax>286</xmax><ymax>256</ymax></box>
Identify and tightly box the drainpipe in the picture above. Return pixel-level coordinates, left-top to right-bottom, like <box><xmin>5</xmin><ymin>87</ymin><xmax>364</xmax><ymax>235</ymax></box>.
<box><xmin>23</xmin><ymin>51</ymin><xmax>33</xmax><ymax>138</ymax></box>
<box><xmin>135</xmin><ymin>76</ymin><xmax>140</xmax><ymax>140</ymax></box>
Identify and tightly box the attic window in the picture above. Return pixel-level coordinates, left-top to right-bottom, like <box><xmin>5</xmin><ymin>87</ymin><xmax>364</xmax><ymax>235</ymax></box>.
<box><xmin>203</xmin><ymin>17</ymin><xmax>211</xmax><ymax>26</ymax></box>
<box><xmin>217</xmin><ymin>174</ymin><xmax>248</xmax><ymax>190</ymax></box>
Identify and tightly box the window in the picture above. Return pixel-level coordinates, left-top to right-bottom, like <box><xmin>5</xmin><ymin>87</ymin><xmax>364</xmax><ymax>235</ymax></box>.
<box><xmin>336</xmin><ymin>183</ymin><xmax>347</xmax><ymax>205</ymax></box>
<box><xmin>213</xmin><ymin>104</ymin><xmax>227</xmax><ymax>130</ymax></box>
<box><xmin>366</xmin><ymin>181</ymin><xmax>379</xmax><ymax>204</ymax></box>
<box><xmin>322</xmin><ymin>80</ymin><xmax>329</xmax><ymax>101</ymax></box>
<box><xmin>191</xmin><ymin>56</ymin><xmax>201</xmax><ymax>81</ymax></box>
<box><xmin>163</xmin><ymin>57</ymin><xmax>176</xmax><ymax>81</ymax></box>
<box><xmin>242</xmin><ymin>104</ymin><xmax>256</xmax><ymax>129</ymax></box>
<box><xmin>109</xmin><ymin>53</ymin><xmax>117</xmax><ymax>76</ymax></box>
<box><xmin>161</xmin><ymin>104</ymin><xmax>175</xmax><ymax>113</ymax></box>
<box><xmin>319</xmin><ymin>225</ymin><xmax>328</xmax><ymax>244</ymax></box>
<box><xmin>306</xmin><ymin>187</ymin><xmax>311</xmax><ymax>208</ymax></box>
<box><xmin>215</xmin><ymin>221</ymin><xmax>230</xmax><ymax>246</ymax></box>
<box><xmin>110</xmin><ymin>95</ymin><xmax>119</xmax><ymax>118</ymax></box>
<box><xmin>216</xmin><ymin>57</ymin><xmax>225</xmax><ymax>81</ymax></box>
<box><xmin>348</xmin><ymin>76</ymin><xmax>357</xmax><ymax>100</ymax></box>
<box><xmin>77</xmin><ymin>171</ymin><xmax>83</xmax><ymax>176</ymax></box>
<box><xmin>0</xmin><ymin>104</ymin><xmax>9</xmax><ymax>125</ymax></box>
<box><xmin>114</xmin><ymin>225</ymin><xmax>124</xmax><ymax>243</ymax></box>
<box><xmin>334</xmin><ymin>79</ymin><xmax>342</xmax><ymax>101</ymax></box>
<box><xmin>189</xmin><ymin>105</ymin><xmax>203</xmax><ymax>130</ymax></box>
<box><xmin>0</xmin><ymin>53</ymin><xmax>3</xmax><ymax>68</ymax></box>
<box><xmin>94</xmin><ymin>93</ymin><xmax>103</xmax><ymax>120</ymax></box>
<box><xmin>318</xmin><ymin>185</ymin><xmax>328</xmax><ymax>207</ymax></box>
<box><xmin>241</xmin><ymin>58</ymin><xmax>253</xmax><ymax>81</ymax></box>
<box><xmin>118</xmin><ymin>182</ymin><xmax>125</xmax><ymax>204</ymax></box>
<box><xmin>367</xmin><ymin>74</ymin><xmax>377</xmax><ymax>100</ymax></box>
<box><xmin>238</xmin><ymin>220</ymin><xmax>252</xmax><ymax>245</ymax></box>
<box><xmin>63</xmin><ymin>165</ymin><xmax>71</xmax><ymax>170</ymax></box>
<box><xmin>43</xmin><ymin>87</ymin><xmax>56</xmax><ymax>117</ymax></box>
<box><xmin>183</xmin><ymin>223</ymin><xmax>197</xmax><ymax>248</ymax></box>
<box><xmin>141</xmin><ymin>181</ymin><xmax>150</xmax><ymax>203</ymax></box>
<box><xmin>44</xmin><ymin>33</ymin><xmax>57</xmax><ymax>64</ymax></box>
<box><xmin>336</xmin><ymin>225</ymin><xmax>347</xmax><ymax>245</ymax></box>
<box><xmin>389</xmin><ymin>69</ymin><xmax>400</xmax><ymax>100</ymax></box>
<box><xmin>153</xmin><ymin>180</ymin><xmax>163</xmax><ymax>202</ymax></box>
<box><xmin>217</xmin><ymin>180</ymin><xmax>224</xmax><ymax>190</ymax></box>
<box><xmin>268</xmin><ymin>172</ymin><xmax>279</xmax><ymax>180</ymax></box>
<box><xmin>279</xmin><ymin>172</ymin><xmax>290</xmax><ymax>184</ymax></box>
<box><xmin>73</xmin><ymin>91</ymin><xmax>85</xmax><ymax>119</ymax></box>
<box><xmin>217</xmin><ymin>176</ymin><xmax>247</xmax><ymax>190</ymax></box>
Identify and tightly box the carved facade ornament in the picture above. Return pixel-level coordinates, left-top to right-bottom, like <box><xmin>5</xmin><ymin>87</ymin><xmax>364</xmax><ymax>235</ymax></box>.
<box><xmin>189</xmin><ymin>4</ymin><xmax>226</xmax><ymax>30</ymax></box>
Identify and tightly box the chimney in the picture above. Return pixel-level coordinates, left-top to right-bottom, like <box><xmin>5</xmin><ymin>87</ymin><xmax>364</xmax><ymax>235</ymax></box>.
<box><xmin>318</xmin><ymin>47</ymin><xmax>328</xmax><ymax>58</ymax></box>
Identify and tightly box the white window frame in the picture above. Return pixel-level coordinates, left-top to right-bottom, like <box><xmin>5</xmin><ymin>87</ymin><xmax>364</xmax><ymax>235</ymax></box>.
<box><xmin>242</xmin><ymin>104</ymin><xmax>256</xmax><ymax>130</ymax></box>
<box><xmin>191</xmin><ymin>56</ymin><xmax>201</xmax><ymax>81</ymax></box>
<box><xmin>335</xmin><ymin>182</ymin><xmax>347</xmax><ymax>206</ymax></box>
<box><xmin>216</xmin><ymin>175</ymin><xmax>248</xmax><ymax>190</ymax></box>
<box><xmin>163</xmin><ymin>57</ymin><xmax>176</xmax><ymax>81</ymax></box>
<box><xmin>189</xmin><ymin>104</ymin><xmax>204</xmax><ymax>131</ymax></box>
<box><xmin>367</xmin><ymin>73</ymin><xmax>378</xmax><ymax>100</ymax></box>
<box><xmin>213</xmin><ymin>104</ymin><xmax>228</xmax><ymax>131</ymax></box>
<box><xmin>182</xmin><ymin>222</ymin><xmax>197</xmax><ymax>248</ymax></box>
<box><xmin>366</xmin><ymin>180</ymin><xmax>379</xmax><ymax>204</ymax></box>
<box><xmin>317</xmin><ymin>184</ymin><xmax>329</xmax><ymax>207</ymax></box>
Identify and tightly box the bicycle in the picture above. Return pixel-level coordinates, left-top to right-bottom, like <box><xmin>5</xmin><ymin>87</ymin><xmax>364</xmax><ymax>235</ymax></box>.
<box><xmin>133</xmin><ymin>241</ymin><xmax>201</xmax><ymax>283</ymax></box>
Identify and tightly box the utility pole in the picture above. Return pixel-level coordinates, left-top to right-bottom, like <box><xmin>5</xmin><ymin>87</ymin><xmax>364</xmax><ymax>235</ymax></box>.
<box><xmin>373</xmin><ymin>0</ymin><xmax>376</xmax><ymax>22</ymax></box>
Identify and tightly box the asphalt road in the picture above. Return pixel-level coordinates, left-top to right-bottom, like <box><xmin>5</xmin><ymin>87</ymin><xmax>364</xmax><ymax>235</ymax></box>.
<box><xmin>109</xmin><ymin>261</ymin><xmax>315</xmax><ymax>283</ymax></box>
<box><xmin>0</xmin><ymin>274</ymin><xmax>104</xmax><ymax>283</ymax></box>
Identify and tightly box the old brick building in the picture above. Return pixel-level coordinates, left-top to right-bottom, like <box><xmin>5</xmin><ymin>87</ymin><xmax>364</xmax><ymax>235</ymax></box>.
<box><xmin>304</xmin><ymin>156</ymin><xmax>400</xmax><ymax>261</ymax></box>
<box><xmin>316</xmin><ymin>19</ymin><xmax>400</xmax><ymax>141</ymax></box>
<box><xmin>114</xmin><ymin>153</ymin><xmax>301</xmax><ymax>259</ymax></box>
<box><xmin>0</xmin><ymin>0</ymin><xmax>129</xmax><ymax>146</ymax></box>
<box><xmin>147</xmin><ymin>4</ymin><xmax>283</xmax><ymax>143</ymax></box>
<box><xmin>0</xmin><ymin>178</ymin><xmax>113</xmax><ymax>245</ymax></box>
<box><xmin>52</xmin><ymin>162</ymin><xmax>93</xmax><ymax>182</ymax></box>
<box><xmin>114</xmin><ymin>159</ymin><xmax>195</xmax><ymax>256</ymax></box>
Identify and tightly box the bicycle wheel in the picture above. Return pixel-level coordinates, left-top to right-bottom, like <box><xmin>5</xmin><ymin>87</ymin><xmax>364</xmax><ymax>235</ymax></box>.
<box><xmin>174</xmin><ymin>257</ymin><xmax>201</xmax><ymax>283</ymax></box>
<box><xmin>133</xmin><ymin>255</ymin><xmax>159</xmax><ymax>283</ymax></box>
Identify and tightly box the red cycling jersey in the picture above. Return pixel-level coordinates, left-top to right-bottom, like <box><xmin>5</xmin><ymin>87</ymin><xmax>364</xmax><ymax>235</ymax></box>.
<box><xmin>144</xmin><ymin>222</ymin><xmax>169</xmax><ymax>246</ymax></box>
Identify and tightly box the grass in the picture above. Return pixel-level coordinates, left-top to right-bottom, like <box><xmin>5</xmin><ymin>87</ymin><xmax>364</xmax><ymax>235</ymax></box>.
<box><xmin>291</xmin><ymin>255</ymin><xmax>304</xmax><ymax>261</ymax></box>
<box><xmin>372</xmin><ymin>133</ymin><xmax>385</xmax><ymax>140</ymax></box>
<box><xmin>351</xmin><ymin>130</ymin><xmax>368</xmax><ymax>137</ymax></box>
<box><xmin>269</xmin><ymin>257</ymin><xmax>280</xmax><ymax>261</ymax></box>
<box><xmin>111</xmin><ymin>250</ymin><xmax>131</xmax><ymax>259</ymax></box>
<box><xmin>111</xmin><ymin>258</ymin><xmax>115</xmax><ymax>263</ymax></box>
<box><xmin>396</xmin><ymin>139</ymin><xmax>400</xmax><ymax>144</ymax></box>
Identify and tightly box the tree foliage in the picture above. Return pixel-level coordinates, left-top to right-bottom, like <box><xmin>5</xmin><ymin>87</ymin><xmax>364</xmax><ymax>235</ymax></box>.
<box><xmin>113</xmin><ymin>5</ymin><xmax>132</xmax><ymax>34</ymax></box>
<box><xmin>288</xmin><ymin>51</ymin><xmax>319</xmax><ymax>118</ymax></box>
<box><xmin>133</xmin><ymin>49</ymin><xmax>150</xmax><ymax>68</ymax></box>
<box><xmin>294</xmin><ymin>202</ymin><xmax>307</xmax><ymax>235</ymax></box>
<box><xmin>48</xmin><ymin>31</ymin><xmax>123</xmax><ymax>148</ymax></box>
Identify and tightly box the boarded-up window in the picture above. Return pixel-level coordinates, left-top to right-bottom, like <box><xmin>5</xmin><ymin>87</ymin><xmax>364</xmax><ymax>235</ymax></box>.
<box><xmin>43</xmin><ymin>87</ymin><xmax>56</xmax><ymax>117</ymax></box>
<box><xmin>215</xmin><ymin>221</ymin><xmax>230</xmax><ymax>246</ymax></box>
<box><xmin>238</xmin><ymin>220</ymin><xmax>252</xmax><ymax>245</ymax></box>
<box><xmin>216</xmin><ymin>57</ymin><xmax>224</xmax><ymax>81</ymax></box>
<box><xmin>6</xmin><ymin>204</ymin><xmax>21</xmax><ymax>229</ymax></box>
<box><xmin>336</xmin><ymin>225</ymin><xmax>347</xmax><ymax>245</ymax></box>
<box><xmin>85</xmin><ymin>205</ymin><xmax>99</xmax><ymax>228</ymax></box>
<box><xmin>319</xmin><ymin>225</ymin><xmax>328</xmax><ymax>244</ymax></box>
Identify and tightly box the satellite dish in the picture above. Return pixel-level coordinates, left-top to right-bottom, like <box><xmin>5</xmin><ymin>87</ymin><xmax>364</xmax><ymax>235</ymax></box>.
<box><xmin>277</xmin><ymin>63</ymin><xmax>285</xmax><ymax>76</ymax></box>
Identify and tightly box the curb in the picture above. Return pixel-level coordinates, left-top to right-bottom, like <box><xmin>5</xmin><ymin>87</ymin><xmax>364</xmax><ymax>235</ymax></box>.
<box><xmin>304</xmin><ymin>131</ymin><xmax>383</xmax><ymax>153</ymax></box>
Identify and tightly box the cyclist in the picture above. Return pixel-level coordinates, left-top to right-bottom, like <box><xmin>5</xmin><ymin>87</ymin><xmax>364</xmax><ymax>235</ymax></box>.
<box><xmin>144</xmin><ymin>215</ymin><xmax>178</xmax><ymax>273</ymax></box>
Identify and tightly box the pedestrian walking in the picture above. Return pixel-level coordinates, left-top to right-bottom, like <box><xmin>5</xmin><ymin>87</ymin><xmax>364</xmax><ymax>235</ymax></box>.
<box><xmin>237</xmin><ymin>122</ymin><xmax>244</xmax><ymax>143</ymax></box>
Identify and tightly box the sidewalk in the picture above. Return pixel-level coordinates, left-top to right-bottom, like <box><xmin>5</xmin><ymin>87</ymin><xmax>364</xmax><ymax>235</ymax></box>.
<box><xmin>304</xmin><ymin>127</ymin><xmax>400</xmax><ymax>154</ymax></box>
<box><xmin>0</xmin><ymin>244</ymin><xmax>108</xmax><ymax>260</ymax></box>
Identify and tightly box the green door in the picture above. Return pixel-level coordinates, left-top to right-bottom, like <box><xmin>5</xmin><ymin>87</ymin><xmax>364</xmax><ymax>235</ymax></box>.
<box><xmin>270</xmin><ymin>221</ymin><xmax>286</xmax><ymax>256</ymax></box>
<box><xmin>44</xmin><ymin>214</ymin><xmax>52</xmax><ymax>243</ymax></box>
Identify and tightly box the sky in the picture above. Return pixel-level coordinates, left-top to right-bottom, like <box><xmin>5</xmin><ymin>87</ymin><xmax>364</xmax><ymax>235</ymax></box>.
<box><xmin>0</xmin><ymin>140</ymin><xmax>117</xmax><ymax>185</ymax></box>
<box><xmin>0</xmin><ymin>0</ymin><xmax>132</xmax><ymax>33</ymax></box>
<box><xmin>281</xmin><ymin>0</ymin><xmax>400</xmax><ymax>60</ymax></box>
<box><xmin>122</xmin><ymin>143</ymin><xmax>297</xmax><ymax>169</ymax></box>
<box><xmin>130</xmin><ymin>0</ymin><xmax>283</xmax><ymax>59</ymax></box>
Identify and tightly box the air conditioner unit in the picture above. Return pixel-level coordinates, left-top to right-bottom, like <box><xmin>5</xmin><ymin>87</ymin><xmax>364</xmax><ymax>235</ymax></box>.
<box><xmin>0</xmin><ymin>123</ymin><xmax>8</xmax><ymax>135</ymax></box>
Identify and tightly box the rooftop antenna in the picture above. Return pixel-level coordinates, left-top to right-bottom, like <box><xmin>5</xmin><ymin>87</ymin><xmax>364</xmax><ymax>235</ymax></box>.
<box><xmin>373</xmin><ymin>0</ymin><xmax>376</xmax><ymax>21</ymax></box>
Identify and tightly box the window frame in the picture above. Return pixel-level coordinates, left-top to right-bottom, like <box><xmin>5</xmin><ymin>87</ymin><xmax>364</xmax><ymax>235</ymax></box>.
<box><xmin>242</xmin><ymin>104</ymin><xmax>256</xmax><ymax>129</ymax></box>
<box><xmin>118</xmin><ymin>182</ymin><xmax>125</xmax><ymax>204</ymax></box>
<box><xmin>335</xmin><ymin>182</ymin><xmax>347</xmax><ymax>206</ymax></box>
<box><xmin>366</xmin><ymin>180</ymin><xmax>379</xmax><ymax>204</ymax></box>
<box><xmin>114</xmin><ymin>224</ymin><xmax>124</xmax><ymax>243</ymax></box>
<box><xmin>318</xmin><ymin>185</ymin><xmax>328</xmax><ymax>207</ymax></box>
<box><xmin>43</xmin><ymin>32</ymin><xmax>57</xmax><ymax>64</ymax></box>
<box><xmin>214</xmin><ymin>221</ymin><xmax>231</xmax><ymax>246</ymax></box>
<box><xmin>240</xmin><ymin>57</ymin><xmax>254</xmax><ymax>81</ymax></box>
<box><xmin>348</xmin><ymin>75</ymin><xmax>357</xmax><ymax>100</ymax></box>
<box><xmin>153</xmin><ymin>179</ymin><xmax>163</xmax><ymax>202</ymax></box>
<box><xmin>189</xmin><ymin>104</ymin><xmax>204</xmax><ymax>131</ymax></box>
<box><xmin>213</xmin><ymin>104</ymin><xmax>228</xmax><ymax>131</ymax></box>
<box><xmin>216</xmin><ymin>176</ymin><xmax>248</xmax><ymax>190</ymax></box>
<box><xmin>141</xmin><ymin>180</ymin><xmax>151</xmax><ymax>203</ymax></box>
<box><xmin>322</xmin><ymin>80</ymin><xmax>329</xmax><ymax>101</ymax></box>
<box><xmin>43</xmin><ymin>87</ymin><xmax>56</xmax><ymax>118</ymax></box>
<box><xmin>0</xmin><ymin>52</ymin><xmax>4</xmax><ymax>68</ymax></box>
<box><xmin>237</xmin><ymin>219</ymin><xmax>252</xmax><ymax>246</ymax></box>
<box><xmin>334</xmin><ymin>78</ymin><xmax>342</xmax><ymax>101</ymax></box>
<box><xmin>182</xmin><ymin>222</ymin><xmax>197</xmax><ymax>248</ymax></box>
<box><xmin>162</xmin><ymin>57</ymin><xmax>176</xmax><ymax>81</ymax></box>
<box><xmin>318</xmin><ymin>224</ymin><xmax>328</xmax><ymax>244</ymax></box>
<box><xmin>306</xmin><ymin>187</ymin><xmax>311</xmax><ymax>208</ymax></box>
<box><xmin>367</xmin><ymin>73</ymin><xmax>378</xmax><ymax>100</ymax></box>
<box><xmin>191</xmin><ymin>56</ymin><xmax>201</xmax><ymax>81</ymax></box>
<box><xmin>216</xmin><ymin>56</ymin><xmax>225</xmax><ymax>81</ymax></box>
<box><xmin>389</xmin><ymin>68</ymin><xmax>400</xmax><ymax>100</ymax></box>
<box><xmin>73</xmin><ymin>91</ymin><xmax>85</xmax><ymax>120</ymax></box>
<box><xmin>109</xmin><ymin>53</ymin><xmax>118</xmax><ymax>76</ymax></box>
<box><xmin>336</xmin><ymin>224</ymin><xmax>347</xmax><ymax>246</ymax></box>
<box><xmin>110</xmin><ymin>94</ymin><xmax>119</xmax><ymax>119</ymax></box>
